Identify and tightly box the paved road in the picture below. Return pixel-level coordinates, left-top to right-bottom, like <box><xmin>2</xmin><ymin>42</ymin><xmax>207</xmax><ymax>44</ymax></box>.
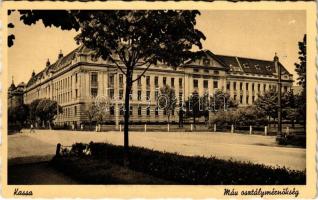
<box><xmin>8</xmin><ymin>129</ymin><xmax>306</xmax><ymax>170</ymax></box>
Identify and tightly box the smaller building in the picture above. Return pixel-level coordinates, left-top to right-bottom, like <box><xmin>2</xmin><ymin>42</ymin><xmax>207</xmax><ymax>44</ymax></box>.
<box><xmin>8</xmin><ymin>79</ymin><xmax>25</xmax><ymax>108</ymax></box>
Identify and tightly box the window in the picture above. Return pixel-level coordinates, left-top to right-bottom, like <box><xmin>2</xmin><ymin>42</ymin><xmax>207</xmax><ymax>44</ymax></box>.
<box><xmin>240</xmin><ymin>95</ymin><xmax>243</xmax><ymax>104</ymax></box>
<box><xmin>255</xmin><ymin>64</ymin><xmax>260</xmax><ymax>70</ymax></box>
<box><xmin>193</xmin><ymin>79</ymin><xmax>198</xmax><ymax>88</ymax></box>
<box><xmin>146</xmin><ymin>76</ymin><xmax>150</xmax><ymax>86</ymax></box>
<box><xmin>91</xmin><ymin>72</ymin><xmax>98</xmax><ymax>86</ymax></box>
<box><xmin>233</xmin><ymin>82</ymin><xmax>237</xmax><ymax>90</ymax></box>
<box><xmin>120</xmin><ymin>106</ymin><xmax>124</xmax><ymax>115</ymax></box>
<box><xmin>109</xmin><ymin>89</ymin><xmax>114</xmax><ymax>99</ymax></box>
<box><xmin>155</xmin><ymin>107</ymin><xmax>159</xmax><ymax>116</ymax></box>
<box><xmin>75</xmin><ymin>73</ymin><xmax>78</xmax><ymax>83</ymax></box>
<box><xmin>213</xmin><ymin>81</ymin><xmax>218</xmax><ymax>89</ymax></box>
<box><xmin>179</xmin><ymin>92</ymin><xmax>183</xmax><ymax>101</ymax></box>
<box><xmin>179</xmin><ymin>78</ymin><xmax>183</xmax><ymax>87</ymax></box>
<box><xmin>203</xmin><ymin>58</ymin><xmax>210</xmax><ymax>65</ymax></box>
<box><xmin>263</xmin><ymin>84</ymin><xmax>266</xmax><ymax>91</ymax></box>
<box><xmin>258</xmin><ymin>84</ymin><xmax>261</xmax><ymax>92</ymax></box>
<box><xmin>172</xmin><ymin>109</ymin><xmax>175</xmax><ymax>116</ymax></box>
<box><xmin>204</xmin><ymin>69</ymin><xmax>209</xmax><ymax>73</ymax></box>
<box><xmin>146</xmin><ymin>107</ymin><xmax>150</xmax><ymax>116</ymax></box>
<box><xmin>109</xmin><ymin>75</ymin><xmax>114</xmax><ymax>87</ymax></box>
<box><xmin>138</xmin><ymin>90</ymin><xmax>142</xmax><ymax>101</ymax></box>
<box><xmin>204</xmin><ymin>80</ymin><xmax>208</xmax><ymax>89</ymax></box>
<box><xmin>193</xmin><ymin>68</ymin><xmax>199</xmax><ymax>73</ymax></box>
<box><xmin>138</xmin><ymin>106</ymin><xmax>142</xmax><ymax>116</ymax></box>
<box><xmin>252</xmin><ymin>96</ymin><xmax>255</xmax><ymax>103</ymax></box>
<box><xmin>129</xmin><ymin>106</ymin><xmax>133</xmax><ymax>116</ymax></box>
<box><xmin>119</xmin><ymin>89</ymin><xmax>123</xmax><ymax>99</ymax></box>
<box><xmin>110</xmin><ymin>106</ymin><xmax>115</xmax><ymax>115</ymax></box>
<box><xmin>74</xmin><ymin>106</ymin><xmax>77</xmax><ymax>115</ymax></box>
<box><xmin>246</xmin><ymin>96</ymin><xmax>249</xmax><ymax>104</ymax></box>
<box><xmin>171</xmin><ymin>78</ymin><xmax>175</xmax><ymax>87</ymax></box>
<box><xmin>214</xmin><ymin>70</ymin><xmax>219</xmax><ymax>75</ymax></box>
<box><xmin>91</xmin><ymin>88</ymin><xmax>98</xmax><ymax>97</ymax></box>
<box><xmin>146</xmin><ymin>91</ymin><xmax>150</xmax><ymax>100</ymax></box>
<box><xmin>163</xmin><ymin>77</ymin><xmax>167</xmax><ymax>85</ymax></box>
<box><xmin>226</xmin><ymin>83</ymin><xmax>230</xmax><ymax>90</ymax></box>
<box><xmin>129</xmin><ymin>90</ymin><xmax>133</xmax><ymax>100</ymax></box>
<box><xmin>155</xmin><ymin>76</ymin><xmax>159</xmax><ymax>87</ymax></box>
<box><xmin>252</xmin><ymin>83</ymin><xmax>255</xmax><ymax>91</ymax></box>
<box><xmin>246</xmin><ymin>83</ymin><xmax>249</xmax><ymax>91</ymax></box>
<box><xmin>75</xmin><ymin>89</ymin><xmax>78</xmax><ymax>98</ymax></box>
<box><xmin>119</xmin><ymin>74</ymin><xmax>123</xmax><ymax>85</ymax></box>
<box><xmin>243</xmin><ymin>63</ymin><xmax>249</xmax><ymax>68</ymax></box>
<box><xmin>137</xmin><ymin>77</ymin><xmax>142</xmax><ymax>86</ymax></box>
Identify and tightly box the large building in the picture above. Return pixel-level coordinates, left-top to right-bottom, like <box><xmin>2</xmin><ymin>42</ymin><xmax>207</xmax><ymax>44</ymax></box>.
<box><xmin>23</xmin><ymin>45</ymin><xmax>293</xmax><ymax>126</ymax></box>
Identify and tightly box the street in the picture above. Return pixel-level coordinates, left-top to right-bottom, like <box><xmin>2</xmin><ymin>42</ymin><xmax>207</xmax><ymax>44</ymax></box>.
<box><xmin>8</xmin><ymin>129</ymin><xmax>306</xmax><ymax>171</ymax></box>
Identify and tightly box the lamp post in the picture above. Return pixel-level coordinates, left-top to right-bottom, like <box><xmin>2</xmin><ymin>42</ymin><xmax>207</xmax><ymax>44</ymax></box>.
<box><xmin>274</xmin><ymin>53</ymin><xmax>282</xmax><ymax>136</ymax></box>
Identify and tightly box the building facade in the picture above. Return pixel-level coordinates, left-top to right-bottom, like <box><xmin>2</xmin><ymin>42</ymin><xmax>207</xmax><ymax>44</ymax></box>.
<box><xmin>23</xmin><ymin>45</ymin><xmax>293</xmax><ymax>126</ymax></box>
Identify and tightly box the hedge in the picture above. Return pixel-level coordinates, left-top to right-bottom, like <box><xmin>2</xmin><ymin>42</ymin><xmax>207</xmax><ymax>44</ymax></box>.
<box><xmin>53</xmin><ymin>142</ymin><xmax>306</xmax><ymax>185</ymax></box>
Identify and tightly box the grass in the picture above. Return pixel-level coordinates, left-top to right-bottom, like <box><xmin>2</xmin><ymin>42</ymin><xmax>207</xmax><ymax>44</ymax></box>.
<box><xmin>51</xmin><ymin>142</ymin><xmax>306</xmax><ymax>185</ymax></box>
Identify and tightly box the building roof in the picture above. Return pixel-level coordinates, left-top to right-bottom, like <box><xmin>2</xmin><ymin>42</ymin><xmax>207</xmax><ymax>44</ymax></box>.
<box><xmin>26</xmin><ymin>45</ymin><xmax>93</xmax><ymax>87</ymax></box>
<box><xmin>216</xmin><ymin>55</ymin><xmax>291</xmax><ymax>76</ymax></box>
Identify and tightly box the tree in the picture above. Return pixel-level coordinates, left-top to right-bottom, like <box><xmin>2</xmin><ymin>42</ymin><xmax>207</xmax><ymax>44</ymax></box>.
<box><xmin>254</xmin><ymin>89</ymin><xmax>278</xmax><ymax>125</ymax></box>
<box><xmin>185</xmin><ymin>91</ymin><xmax>200</xmax><ymax>128</ymax></box>
<box><xmin>210</xmin><ymin>90</ymin><xmax>238</xmax><ymax>112</ymax></box>
<box><xmin>85</xmin><ymin>101</ymin><xmax>98</xmax><ymax>130</ymax></box>
<box><xmin>295</xmin><ymin>34</ymin><xmax>306</xmax><ymax>90</ymax></box>
<box><xmin>74</xmin><ymin>10</ymin><xmax>206</xmax><ymax>152</ymax></box>
<box><xmin>294</xmin><ymin>34</ymin><xmax>306</xmax><ymax>130</ymax></box>
<box><xmin>8</xmin><ymin>104</ymin><xmax>29</xmax><ymax>132</ymax></box>
<box><xmin>30</xmin><ymin>98</ymin><xmax>62</xmax><ymax>128</ymax></box>
<box><xmin>158</xmin><ymin>85</ymin><xmax>176</xmax><ymax>124</ymax></box>
<box><xmin>29</xmin><ymin>99</ymin><xmax>42</xmax><ymax>124</ymax></box>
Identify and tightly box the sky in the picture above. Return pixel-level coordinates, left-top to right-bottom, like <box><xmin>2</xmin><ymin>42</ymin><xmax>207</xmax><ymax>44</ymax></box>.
<box><xmin>8</xmin><ymin>10</ymin><xmax>306</xmax><ymax>86</ymax></box>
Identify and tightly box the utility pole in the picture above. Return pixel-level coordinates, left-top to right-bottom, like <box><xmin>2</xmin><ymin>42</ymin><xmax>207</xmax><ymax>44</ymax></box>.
<box><xmin>275</xmin><ymin>53</ymin><xmax>282</xmax><ymax>136</ymax></box>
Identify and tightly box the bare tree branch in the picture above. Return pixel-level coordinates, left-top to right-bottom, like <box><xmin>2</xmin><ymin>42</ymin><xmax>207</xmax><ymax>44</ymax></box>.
<box><xmin>132</xmin><ymin>63</ymin><xmax>152</xmax><ymax>83</ymax></box>
<box><xmin>108</xmin><ymin>55</ymin><xmax>127</xmax><ymax>76</ymax></box>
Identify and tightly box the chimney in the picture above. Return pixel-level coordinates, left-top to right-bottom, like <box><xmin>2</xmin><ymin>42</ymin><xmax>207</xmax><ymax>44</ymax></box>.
<box><xmin>58</xmin><ymin>50</ymin><xmax>63</xmax><ymax>59</ymax></box>
<box><xmin>46</xmin><ymin>58</ymin><xmax>50</xmax><ymax>67</ymax></box>
<box><xmin>32</xmin><ymin>70</ymin><xmax>35</xmax><ymax>77</ymax></box>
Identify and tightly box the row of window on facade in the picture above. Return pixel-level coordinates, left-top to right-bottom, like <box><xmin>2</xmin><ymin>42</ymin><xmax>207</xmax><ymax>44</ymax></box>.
<box><xmin>106</xmin><ymin>73</ymin><xmax>185</xmax><ymax>88</ymax></box>
<box><xmin>193</xmin><ymin>67</ymin><xmax>220</xmax><ymax>75</ymax></box>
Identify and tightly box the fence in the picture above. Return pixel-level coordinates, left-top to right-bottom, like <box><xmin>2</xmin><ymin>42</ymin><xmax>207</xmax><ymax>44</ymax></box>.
<box><xmin>71</xmin><ymin>122</ymin><xmax>305</xmax><ymax>136</ymax></box>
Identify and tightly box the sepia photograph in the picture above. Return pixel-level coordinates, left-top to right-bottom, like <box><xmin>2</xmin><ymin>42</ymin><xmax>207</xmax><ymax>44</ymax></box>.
<box><xmin>1</xmin><ymin>1</ymin><xmax>316</xmax><ymax>198</ymax></box>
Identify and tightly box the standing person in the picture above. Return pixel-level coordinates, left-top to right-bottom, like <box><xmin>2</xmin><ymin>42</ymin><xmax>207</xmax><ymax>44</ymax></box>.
<box><xmin>30</xmin><ymin>123</ymin><xmax>35</xmax><ymax>133</ymax></box>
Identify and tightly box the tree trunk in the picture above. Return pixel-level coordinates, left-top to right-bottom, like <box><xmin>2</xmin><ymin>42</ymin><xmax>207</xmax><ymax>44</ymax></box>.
<box><xmin>124</xmin><ymin>69</ymin><xmax>133</xmax><ymax>156</ymax></box>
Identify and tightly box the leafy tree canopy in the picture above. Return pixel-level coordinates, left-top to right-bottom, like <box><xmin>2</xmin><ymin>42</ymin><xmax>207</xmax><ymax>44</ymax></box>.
<box><xmin>295</xmin><ymin>34</ymin><xmax>306</xmax><ymax>90</ymax></box>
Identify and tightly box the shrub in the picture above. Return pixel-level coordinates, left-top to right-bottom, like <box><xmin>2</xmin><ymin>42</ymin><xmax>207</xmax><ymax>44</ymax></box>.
<box><xmin>53</xmin><ymin>142</ymin><xmax>306</xmax><ymax>185</ymax></box>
